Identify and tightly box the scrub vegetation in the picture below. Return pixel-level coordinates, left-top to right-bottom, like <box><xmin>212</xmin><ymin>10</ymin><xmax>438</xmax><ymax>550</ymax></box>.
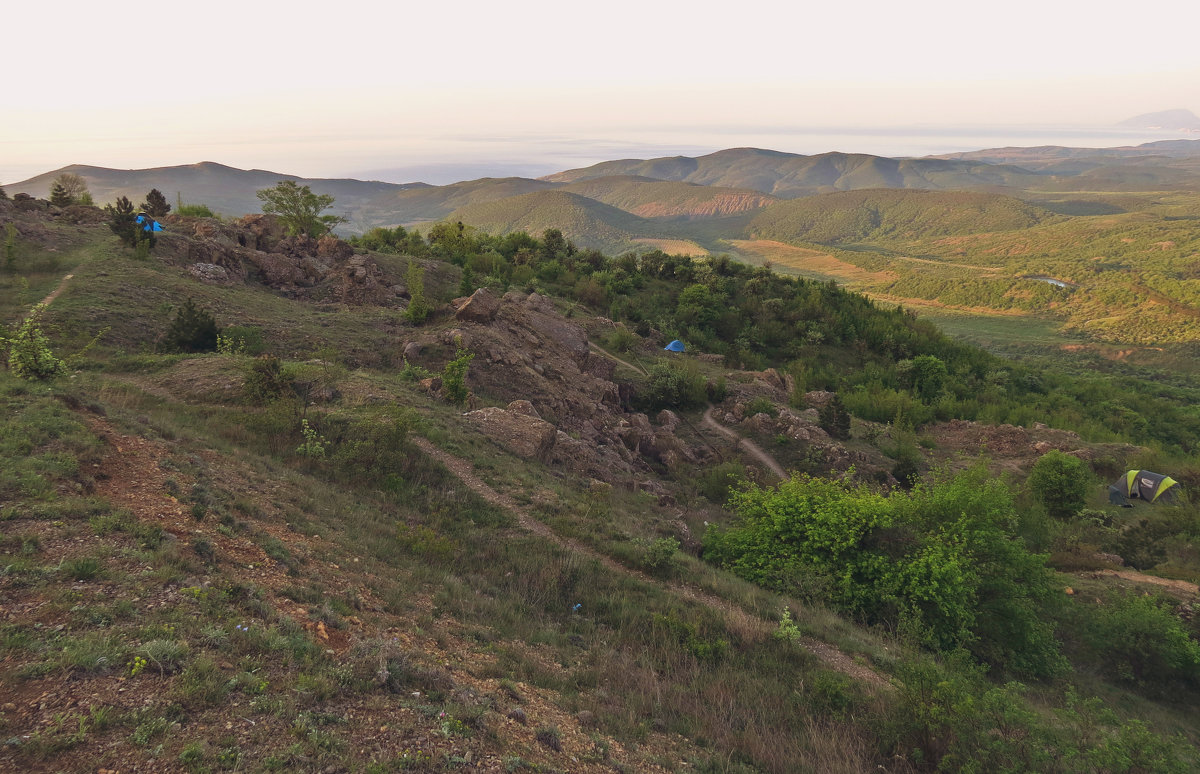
<box><xmin>3</xmin><ymin>185</ymin><xmax>1200</xmax><ymax>773</ymax></box>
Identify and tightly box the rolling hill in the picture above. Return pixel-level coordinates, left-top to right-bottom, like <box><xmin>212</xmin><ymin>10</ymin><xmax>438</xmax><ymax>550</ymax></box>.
<box><xmin>5</xmin><ymin>162</ymin><xmax>413</xmax><ymax>229</ymax></box>
<box><xmin>560</xmin><ymin>176</ymin><xmax>777</xmax><ymax>219</ymax></box>
<box><xmin>372</xmin><ymin>176</ymin><xmax>558</xmax><ymax>225</ymax></box>
<box><xmin>543</xmin><ymin>147</ymin><xmax>1042</xmax><ymax>196</ymax></box>
<box><xmin>447</xmin><ymin>190</ymin><xmax>663</xmax><ymax>251</ymax></box>
<box><xmin>747</xmin><ymin>189</ymin><xmax>1057</xmax><ymax>245</ymax></box>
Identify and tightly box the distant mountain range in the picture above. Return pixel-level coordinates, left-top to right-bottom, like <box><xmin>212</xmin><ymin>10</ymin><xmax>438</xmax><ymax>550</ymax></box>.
<box><xmin>1117</xmin><ymin>109</ymin><xmax>1200</xmax><ymax>132</ymax></box>
<box><xmin>7</xmin><ymin>139</ymin><xmax>1200</xmax><ymax>253</ymax></box>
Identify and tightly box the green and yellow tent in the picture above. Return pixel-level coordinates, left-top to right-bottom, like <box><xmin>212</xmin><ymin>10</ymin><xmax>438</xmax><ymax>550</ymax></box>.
<box><xmin>1108</xmin><ymin>470</ymin><xmax>1180</xmax><ymax>507</ymax></box>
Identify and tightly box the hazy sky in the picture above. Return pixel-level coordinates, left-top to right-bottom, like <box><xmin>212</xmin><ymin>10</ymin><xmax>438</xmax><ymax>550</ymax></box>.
<box><xmin>4</xmin><ymin>0</ymin><xmax>1199</xmax><ymax>183</ymax></box>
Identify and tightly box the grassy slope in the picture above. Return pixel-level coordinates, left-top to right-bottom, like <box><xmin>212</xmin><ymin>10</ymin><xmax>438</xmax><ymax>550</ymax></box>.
<box><xmin>447</xmin><ymin>190</ymin><xmax>666</xmax><ymax>252</ymax></box>
<box><xmin>561</xmin><ymin>175</ymin><xmax>777</xmax><ymax>219</ymax></box>
<box><xmin>5</xmin><ymin>221</ymin><xmax>1200</xmax><ymax>771</ymax></box>
<box><xmin>747</xmin><ymin>189</ymin><xmax>1055</xmax><ymax>244</ymax></box>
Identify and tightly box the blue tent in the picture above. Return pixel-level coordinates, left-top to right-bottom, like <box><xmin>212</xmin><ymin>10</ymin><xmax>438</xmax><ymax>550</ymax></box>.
<box><xmin>136</xmin><ymin>214</ymin><xmax>163</xmax><ymax>232</ymax></box>
<box><xmin>664</xmin><ymin>340</ymin><xmax>685</xmax><ymax>352</ymax></box>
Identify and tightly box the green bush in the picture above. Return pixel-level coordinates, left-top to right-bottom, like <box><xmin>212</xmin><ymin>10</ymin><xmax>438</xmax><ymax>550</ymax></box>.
<box><xmin>743</xmin><ymin>396</ymin><xmax>777</xmax><ymax>417</ymax></box>
<box><xmin>164</xmin><ymin>298</ymin><xmax>219</xmax><ymax>353</ymax></box>
<box><xmin>442</xmin><ymin>346</ymin><xmax>474</xmax><ymax>405</ymax></box>
<box><xmin>642</xmin><ymin>359</ymin><xmax>707</xmax><ymax>411</ymax></box>
<box><xmin>1028</xmin><ymin>450</ymin><xmax>1090</xmax><ymax>519</ymax></box>
<box><xmin>1084</xmin><ymin>593</ymin><xmax>1200</xmax><ymax>690</ymax></box>
<box><xmin>5</xmin><ymin>305</ymin><xmax>66</xmax><ymax>380</ymax></box>
<box><xmin>697</xmin><ymin>461</ymin><xmax>746</xmax><ymax>504</ymax></box>
<box><xmin>705</xmin><ymin>466</ymin><xmax>1063</xmax><ymax>676</ymax></box>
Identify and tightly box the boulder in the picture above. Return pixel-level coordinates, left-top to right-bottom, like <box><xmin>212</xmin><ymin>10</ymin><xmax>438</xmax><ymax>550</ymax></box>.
<box><xmin>464</xmin><ymin>406</ymin><xmax>557</xmax><ymax>460</ymax></box>
<box><xmin>506</xmin><ymin>400</ymin><xmax>540</xmax><ymax>418</ymax></box>
<box><xmin>455</xmin><ymin>288</ymin><xmax>501</xmax><ymax>323</ymax></box>
<box><xmin>317</xmin><ymin>235</ymin><xmax>353</xmax><ymax>260</ymax></box>
<box><xmin>188</xmin><ymin>263</ymin><xmax>232</xmax><ymax>284</ymax></box>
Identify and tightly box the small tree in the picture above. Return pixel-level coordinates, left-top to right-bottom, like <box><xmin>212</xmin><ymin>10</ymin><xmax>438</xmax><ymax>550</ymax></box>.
<box><xmin>143</xmin><ymin>188</ymin><xmax>171</xmax><ymax>217</ymax></box>
<box><xmin>4</xmin><ymin>224</ymin><xmax>16</xmax><ymax>271</ymax></box>
<box><xmin>0</xmin><ymin>186</ymin><xmax>8</xmax><ymax>200</ymax></box>
<box><xmin>106</xmin><ymin>196</ymin><xmax>139</xmax><ymax>247</ymax></box>
<box><xmin>5</xmin><ymin>305</ymin><xmax>66</xmax><ymax>380</ymax></box>
<box><xmin>442</xmin><ymin>346</ymin><xmax>474</xmax><ymax>405</ymax></box>
<box><xmin>164</xmin><ymin>298</ymin><xmax>219</xmax><ymax>353</ymax></box>
<box><xmin>819</xmin><ymin>393</ymin><xmax>851</xmax><ymax>440</ymax></box>
<box><xmin>255</xmin><ymin>181</ymin><xmax>344</xmax><ymax>238</ymax></box>
<box><xmin>49</xmin><ymin>182</ymin><xmax>72</xmax><ymax>207</ymax></box>
<box><xmin>404</xmin><ymin>260</ymin><xmax>429</xmax><ymax>324</ymax></box>
<box><xmin>1028</xmin><ymin>450</ymin><xmax>1089</xmax><ymax>519</ymax></box>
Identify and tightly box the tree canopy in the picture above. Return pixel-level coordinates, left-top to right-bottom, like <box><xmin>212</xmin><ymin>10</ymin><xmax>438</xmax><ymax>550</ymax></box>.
<box><xmin>255</xmin><ymin>181</ymin><xmax>344</xmax><ymax>238</ymax></box>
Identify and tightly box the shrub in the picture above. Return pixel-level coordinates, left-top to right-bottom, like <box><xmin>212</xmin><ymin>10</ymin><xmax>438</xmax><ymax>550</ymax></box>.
<box><xmin>818</xmin><ymin>393</ymin><xmax>851</xmax><ymax>440</ymax></box>
<box><xmin>164</xmin><ymin>298</ymin><xmax>219</xmax><ymax>353</ymax></box>
<box><xmin>705</xmin><ymin>466</ymin><xmax>1063</xmax><ymax>676</ymax></box>
<box><xmin>442</xmin><ymin>346</ymin><xmax>474</xmax><ymax>405</ymax></box>
<box><xmin>176</xmin><ymin>203</ymin><xmax>216</xmax><ymax>218</ymax></box>
<box><xmin>5</xmin><ymin>305</ymin><xmax>66</xmax><ymax>380</ymax></box>
<box><xmin>642</xmin><ymin>359</ymin><xmax>707</xmax><ymax>411</ymax></box>
<box><xmin>1028</xmin><ymin>450</ymin><xmax>1089</xmax><ymax>519</ymax></box>
<box><xmin>1085</xmin><ymin>593</ymin><xmax>1200</xmax><ymax>690</ymax></box>
<box><xmin>697</xmin><ymin>461</ymin><xmax>746</xmax><ymax>504</ymax></box>
<box><xmin>743</xmin><ymin>396</ymin><xmax>777</xmax><ymax>418</ymax></box>
<box><xmin>404</xmin><ymin>260</ymin><xmax>429</xmax><ymax>324</ymax></box>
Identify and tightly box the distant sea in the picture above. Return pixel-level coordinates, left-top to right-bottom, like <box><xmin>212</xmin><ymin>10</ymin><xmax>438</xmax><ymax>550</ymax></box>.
<box><xmin>350</xmin><ymin>125</ymin><xmax>1198</xmax><ymax>185</ymax></box>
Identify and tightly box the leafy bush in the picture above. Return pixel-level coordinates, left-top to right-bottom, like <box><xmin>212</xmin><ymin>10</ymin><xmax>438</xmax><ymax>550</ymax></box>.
<box><xmin>641</xmin><ymin>359</ymin><xmax>707</xmax><ymax>411</ymax></box>
<box><xmin>176</xmin><ymin>203</ymin><xmax>216</xmax><ymax>218</ymax></box>
<box><xmin>1028</xmin><ymin>450</ymin><xmax>1089</xmax><ymax>519</ymax></box>
<box><xmin>705</xmin><ymin>466</ymin><xmax>1063</xmax><ymax>676</ymax></box>
<box><xmin>1083</xmin><ymin>593</ymin><xmax>1200</xmax><ymax>691</ymax></box>
<box><xmin>743</xmin><ymin>396</ymin><xmax>777</xmax><ymax>418</ymax></box>
<box><xmin>697</xmin><ymin>461</ymin><xmax>746</xmax><ymax>504</ymax></box>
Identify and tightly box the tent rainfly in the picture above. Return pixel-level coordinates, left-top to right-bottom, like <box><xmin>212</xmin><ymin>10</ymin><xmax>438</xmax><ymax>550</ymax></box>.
<box><xmin>1108</xmin><ymin>469</ymin><xmax>1180</xmax><ymax>507</ymax></box>
<box><xmin>664</xmin><ymin>340</ymin><xmax>685</xmax><ymax>352</ymax></box>
<box><xmin>135</xmin><ymin>214</ymin><xmax>163</xmax><ymax>232</ymax></box>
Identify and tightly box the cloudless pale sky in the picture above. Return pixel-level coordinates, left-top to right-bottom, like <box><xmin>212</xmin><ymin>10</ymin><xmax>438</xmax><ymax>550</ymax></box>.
<box><xmin>3</xmin><ymin>0</ymin><xmax>1199</xmax><ymax>183</ymax></box>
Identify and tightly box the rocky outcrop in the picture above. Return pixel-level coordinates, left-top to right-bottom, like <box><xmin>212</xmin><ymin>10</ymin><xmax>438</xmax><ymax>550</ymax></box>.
<box><xmin>463</xmin><ymin>406</ymin><xmax>557</xmax><ymax>460</ymax></box>
<box><xmin>455</xmin><ymin>288</ymin><xmax>501</xmax><ymax>323</ymax></box>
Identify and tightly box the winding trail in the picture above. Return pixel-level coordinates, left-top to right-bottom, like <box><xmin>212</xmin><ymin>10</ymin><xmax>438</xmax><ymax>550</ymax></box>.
<box><xmin>39</xmin><ymin>273</ymin><xmax>74</xmax><ymax>307</ymax></box>
<box><xmin>702</xmin><ymin>405</ymin><xmax>789</xmax><ymax>480</ymax></box>
<box><xmin>411</xmin><ymin>436</ymin><xmax>887</xmax><ymax>688</ymax></box>
<box><xmin>588</xmin><ymin>342</ymin><xmax>646</xmax><ymax>376</ymax></box>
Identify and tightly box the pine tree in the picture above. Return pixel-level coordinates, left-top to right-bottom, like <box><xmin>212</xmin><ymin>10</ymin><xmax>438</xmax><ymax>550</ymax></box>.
<box><xmin>163</xmin><ymin>298</ymin><xmax>219</xmax><ymax>353</ymax></box>
<box><xmin>818</xmin><ymin>393</ymin><xmax>851</xmax><ymax>440</ymax></box>
<box><xmin>143</xmin><ymin>188</ymin><xmax>171</xmax><ymax>217</ymax></box>
<box><xmin>106</xmin><ymin>196</ymin><xmax>139</xmax><ymax>247</ymax></box>
<box><xmin>49</xmin><ymin>182</ymin><xmax>72</xmax><ymax>207</ymax></box>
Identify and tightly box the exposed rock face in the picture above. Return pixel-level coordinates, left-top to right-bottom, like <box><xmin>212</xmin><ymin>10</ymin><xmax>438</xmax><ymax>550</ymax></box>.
<box><xmin>404</xmin><ymin>290</ymin><xmax>709</xmax><ymax>481</ymax></box>
<box><xmin>455</xmin><ymin>288</ymin><xmax>502</xmax><ymax>323</ymax></box>
<box><xmin>189</xmin><ymin>263</ymin><xmax>232</xmax><ymax>284</ymax></box>
<box><xmin>153</xmin><ymin>214</ymin><xmax>393</xmax><ymax>304</ymax></box>
<box><xmin>463</xmin><ymin>406</ymin><xmax>557</xmax><ymax>460</ymax></box>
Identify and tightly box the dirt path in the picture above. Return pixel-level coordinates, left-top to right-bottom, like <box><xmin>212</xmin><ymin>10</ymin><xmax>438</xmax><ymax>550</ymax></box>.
<box><xmin>1086</xmin><ymin>568</ymin><xmax>1199</xmax><ymax>598</ymax></box>
<box><xmin>411</xmin><ymin>436</ymin><xmax>887</xmax><ymax>688</ymax></box>
<box><xmin>702</xmin><ymin>405</ymin><xmax>789</xmax><ymax>480</ymax></box>
<box><xmin>588</xmin><ymin>342</ymin><xmax>646</xmax><ymax>376</ymax></box>
<box><xmin>39</xmin><ymin>273</ymin><xmax>74</xmax><ymax>307</ymax></box>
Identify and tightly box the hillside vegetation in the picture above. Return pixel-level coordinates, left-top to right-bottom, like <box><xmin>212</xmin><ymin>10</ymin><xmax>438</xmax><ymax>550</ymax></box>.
<box><xmin>6</xmin><ymin>191</ymin><xmax>1200</xmax><ymax>772</ymax></box>
<box><xmin>747</xmin><ymin>189</ymin><xmax>1056</xmax><ymax>244</ymax></box>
